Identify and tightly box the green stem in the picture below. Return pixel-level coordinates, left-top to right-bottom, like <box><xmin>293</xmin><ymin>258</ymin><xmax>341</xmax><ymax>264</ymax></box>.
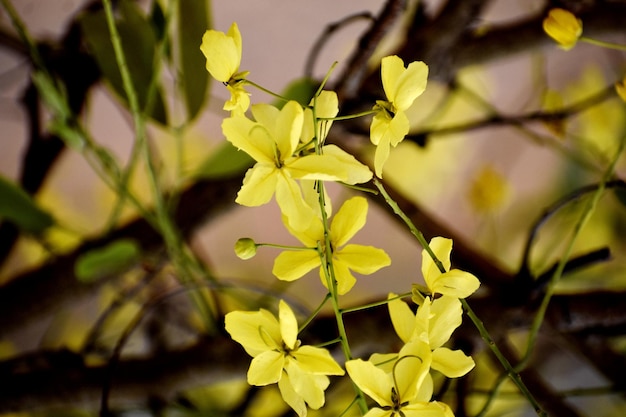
<box><xmin>581</xmin><ymin>36</ymin><xmax>626</xmax><ymax>51</ymax></box>
<box><xmin>518</xmin><ymin>136</ymin><xmax>625</xmax><ymax>368</ymax></box>
<box><xmin>101</xmin><ymin>0</ymin><xmax>216</xmax><ymax>332</ymax></box>
<box><xmin>341</xmin><ymin>292</ymin><xmax>411</xmax><ymax>314</ymax></box>
<box><xmin>299</xmin><ymin>292</ymin><xmax>331</xmax><ymax>333</ymax></box>
<box><xmin>373</xmin><ymin>177</ymin><xmax>546</xmax><ymax>416</ymax></box>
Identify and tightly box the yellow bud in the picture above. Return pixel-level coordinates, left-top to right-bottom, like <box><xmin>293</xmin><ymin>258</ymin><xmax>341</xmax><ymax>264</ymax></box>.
<box><xmin>234</xmin><ymin>238</ymin><xmax>257</xmax><ymax>259</ymax></box>
<box><xmin>543</xmin><ymin>8</ymin><xmax>582</xmax><ymax>50</ymax></box>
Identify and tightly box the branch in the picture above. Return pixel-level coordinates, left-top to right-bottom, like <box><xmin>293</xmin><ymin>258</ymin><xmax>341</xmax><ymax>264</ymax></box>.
<box><xmin>0</xmin><ymin>176</ymin><xmax>243</xmax><ymax>338</ymax></box>
<box><xmin>2</xmin><ymin>290</ymin><xmax>624</xmax><ymax>413</ymax></box>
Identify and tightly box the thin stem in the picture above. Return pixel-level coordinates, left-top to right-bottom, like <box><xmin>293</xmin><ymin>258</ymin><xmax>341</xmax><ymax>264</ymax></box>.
<box><xmin>299</xmin><ymin>292</ymin><xmax>331</xmax><ymax>333</ymax></box>
<box><xmin>244</xmin><ymin>79</ymin><xmax>290</xmax><ymax>102</ymax></box>
<box><xmin>341</xmin><ymin>292</ymin><xmax>411</xmax><ymax>314</ymax></box>
<box><xmin>517</xmin><ymin>135</ymin><xmax>625</xmax><ymax>369</ymax></box>
<box><xmin>101</xmin><ymin>0</ymin><xmax>216</xmax><ymax>331</ymax></box>
<box><xmin>581</xmin><ymin>36</ymin><xmax>626</xmax><ymax>51</ymax></box>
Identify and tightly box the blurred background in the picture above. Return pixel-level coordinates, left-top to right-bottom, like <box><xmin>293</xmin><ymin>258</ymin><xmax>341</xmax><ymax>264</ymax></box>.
<box><xmin>1</xmin><ymin>0</ymin><xmax>625</xmax><ymax>416</ymax></box>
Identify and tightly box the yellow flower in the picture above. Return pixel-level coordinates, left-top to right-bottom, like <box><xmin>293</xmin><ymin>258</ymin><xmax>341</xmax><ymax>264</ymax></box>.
<box><xmin>346</xmin><ymin>342</ymin><xmax>453</xmax><ymax>417</ymax></box>
<box><xmin>371</xmin><ymin>55</ymin><xmax>428</xmax><ymax>178</ymax></box>
<box><xmin>421</xmin><ymin>237</ymin><xmax>480</xmax><ymax>298</ymax></box>
<box><xmin>222</xmin><ymin>101</ymin><xmax>371</xmax><ymax>231</ymax></box>
<box><xmin>273</xmin><ymin>196</ymin><xmax>391</xmax><ymax>295</ymax></box>
<box><xmin>388</xmin><ymin>294</ymin><xmax>475</xmax><ymax>378</ymax></box>
<box><xmin>616</xmin><ymin>76</ymin><xmax>626</xmax><ymax>102</ymax></box>
<box><xmin>467</xmin><ymin>165</ymin><xmax>511</xmax><ymax>213</ymax></box>
<box><xmin>200</xmin><ymin>22</ymin><xmax>250</xmax><ymax>113</ymax></box>
<box><xmin>543</xmin><ymin>8</ymin><xmax>582</xmax><ymax>50</ymax></box>
<box><xmin>225</xmin><ymin>300</ymin><xmax>344</xmax><ymax>417</ymax></box>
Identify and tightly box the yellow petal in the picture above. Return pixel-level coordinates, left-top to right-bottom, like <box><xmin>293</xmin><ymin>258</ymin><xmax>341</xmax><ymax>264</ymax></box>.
<box><xmin>278</xmin><ymin>373</ymin><xmax>307</xmax><ymax>417</ymax></box>
<box><xmin>429</xmin><ymin>269</ymin><xmax>480</xmax><ymax>299</ymax></box>
<box><xmin>235</xmin><ymin>165</ymin><xmax>277</xmax><ymax>206</ymax></box>
<box><xmin>292</xmin><ymin>345</ymin><xmax>345</xmax><ymax>375</ymax></box>
<box><xmin>274</xmin><ymin>174</ymin><xmax>316</xmax><ymax>231</ymax></box>
<box><xmin>224</xmin><ymin>83</ymin><xmax>250</xmax><ymax>113</ymax></box>
<box><xmin>222</xmin><ymin>115</ymin><xmax>273</xmax><ymax>164</ymax></box>
<box><xmin>321</xmin><ymin>145</ymin><xmax>373</xmax><ymax>184</ymax></box>
<box><xmin>276</xmin><ymin>101</ymin><xmax>304</xmax><ymax>159</ymax></box>
<box><xmin>286</xmin><ymin>154</ymin><xmax>349</xmax><ymax>181</ymax></box>
<box><xmin>396</xmin><ymin>341</ymin><xmax>432</xmax><ymax>401</ymax></box>
<box><xmin>394</xmin><ymin>60</ymin><xmax>428</xmax><ymax>111</ymax></box>
<box><xmin>345</xmin><ymin>359</ymin><xmax>392</xmax><ymax>407</ymax></box>
<box><xmin>543</xmin><ymin>8</ymin><xmax>582</xmax><ymax>50</ymax></box>
<box><xmin>273</xmin><ymin>250</ymin><xmax>320</xmax><ymax>281</ymax></box>
<box><xmin>388</xmin><ymin>294</ymin><xmax>416</xmax><ymax>344</ymax></box>
<box><xmin>279</xmin><ymin>300</ymin><xmax>299</xmax><ymax>350</ymax></box>
<box><xmin>285</xmin><ymin>361</ymin><xmax>330</xmax><ymax>410</ymax></box>
<box><xmin>225</xmin><ymin>309</ymin><xmax>280</xmax><ymax>356</ymax></box>
<box><xmin>248</xmin><ymin>350</ymin><xmax>284</xmax><ymax>385</ymax></box>
<box><xmin>428</xmin><ymin>296</ymin><xmax>462</xmax><ymax>348</ymax></box>
<box><xmin>421</xmin><ymin>237</ymin><xmax>452</xmax><ymax>290</ymax></box>
<box><xmin>336</xmin><ymin>245</ymin><xmax>391</xmax><ymax>275</ymax></box>
<box><xmin>331</xmin><ymin>197</ymin><xmax>367</xmax><ymax>247</ymax></box>
<box><xmin>381</xmin><ymin>55</ymin><xmax>405</xmax><ymax>104</ymax></box>
<box><xmin>200</xmin><ymin>22</ymin><xmax>242</xmax><ymax>82</ymax></box>
<box><xmin>373</xmin><ymin>135</ymin><xmax>390</xmax><ymax>178</ymax></box>
<box><xmin>322</xmin><ymin>260</ymin><xmax>357</xmax><ymax>295</ymax></box>
<box><xmin>431</xmin><ymin>347</ymin><xmax>475</xmax><ymax>378</ymax></box>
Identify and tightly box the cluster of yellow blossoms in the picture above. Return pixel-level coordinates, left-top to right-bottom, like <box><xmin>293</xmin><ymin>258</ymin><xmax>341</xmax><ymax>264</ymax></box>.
<box><xmin>201</xmin><ymin>22</ymin><xmax>480</xmax><ymax>417</ymax></box>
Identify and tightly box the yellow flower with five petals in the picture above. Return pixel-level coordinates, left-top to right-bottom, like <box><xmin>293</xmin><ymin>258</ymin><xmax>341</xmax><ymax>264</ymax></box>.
<box><xmin>371</xmin><ymin>55</ymin><xmax>428</xmax><ymax>178</ymax></box>
<box><xmin>420</xmin><ymin>237</ymin><xmax>480</xmax><ymax>298</ymax></box>
<box><xmin>346</xmin><ymin>342</ymin><xmax>453</xmax><ymax>417</ymax></box>
<box><xmin>222</xmin><ymin>101</ymin><xmax>371</xmax><ymax>231</ymax></box>
<box><xmin>200</xmin><ymin>22</ymin><xmax>250</xmax><ymax>113</ymax></box>
<box><xmin>273</xmin><ymin>196</ymin><xmax>390</xmax><ymax>295</ymax></box>
<box><xmin>225</xmin><ymin>300</ymin><xmax>344</xmax><ymax>417</ymax></box>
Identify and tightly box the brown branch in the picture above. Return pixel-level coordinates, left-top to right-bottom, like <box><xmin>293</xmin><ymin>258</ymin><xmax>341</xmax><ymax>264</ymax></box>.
<box><xmin>1</xmin><ymin>290</ymin><xmax>624</xmax><ymax>413</ymax></box>
<box><xmin>0</xmin><ymin>176</ymin><xmax>243</xmax><ymax>338</ymax></box>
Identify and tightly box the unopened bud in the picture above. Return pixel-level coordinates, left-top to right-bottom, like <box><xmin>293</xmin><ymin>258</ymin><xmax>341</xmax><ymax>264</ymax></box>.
<box><xmin>235</xmin><ymin>238</ymin><xmax>257</xmax><ymax>259</ymax></box>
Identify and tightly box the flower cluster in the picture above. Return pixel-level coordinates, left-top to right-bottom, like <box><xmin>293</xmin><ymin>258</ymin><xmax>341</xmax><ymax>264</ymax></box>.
<box><xmin>201</xmin><ymin>22</ymin><xmax>480</xmax><ymax>417</ymax></box>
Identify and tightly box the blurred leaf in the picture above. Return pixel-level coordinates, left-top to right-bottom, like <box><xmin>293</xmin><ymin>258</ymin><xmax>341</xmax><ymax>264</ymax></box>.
<box><xmin>178</xmin><ymin>0</ymin><xmax>211</xmax><ymax>120</ymax></box>
<box><xmin>195</xmin><ymin>141</ymin><xmax>254</xmax><ymax>179</ymax></box>
<box><xmin>276</xmin><ymin>77</ymin><xmax>318</xmax><ymax>108</ymax></box>
<box><xmin>0</xmin><ymin>175</ymin><xmax>54</xmax><ymax>234</ymax></box>
<box><xmin>75</xmin><ymin>239</ymin><xmax>141</xmax><ymax>283</ymax></box>
<box><xmin>80</xmin><ymin>0</ymin><xmax>167</xmax><ymax>124</ymax></box>
<box><xmin>149</xmin><ymin>0</ymin><xmax>166</xmax><ymax>42</ymax></box>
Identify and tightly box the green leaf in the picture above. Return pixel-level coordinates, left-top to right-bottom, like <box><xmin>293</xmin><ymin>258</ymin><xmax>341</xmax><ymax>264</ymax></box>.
<box><xmin>0</xmin><ymin>175</ymin><xmax>54</xmax><ymax>234</ymax></box>
<box><xmin>275</xmin><ymin>77</ymin><xmax>318</xmax><ymax>108</ymax></box>
<box><xmin>195</xmin><ymin>141</ymin><xmax>254</xmax><ymax>179</ymax></box>
<box><xmin>79</xmin><ymin>0</ymin><xmax>167</xmax><ymax>124</ymax></box>
<box><xmin>75</xmin><ymin>239</ymin><xmax>141</xmax><ymax>283</ymax></box>
<box><xmin>177</xmin><ymin>0</ymin><xmax>211</xmax><ymax>121</ymax></box>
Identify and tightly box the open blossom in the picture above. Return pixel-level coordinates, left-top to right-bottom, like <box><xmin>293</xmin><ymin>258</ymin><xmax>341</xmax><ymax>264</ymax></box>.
<box><xmin>346</xmin><ymin>342</ymin><xmax>453</xmax><ymax>417</ymax></box>
<box><xmin>225</xmin><ymin>300</ymin><xmax>344</xmax><ymax>417</ymax></box>
<box><xmin>222</xmin><ymin>101</ymin><xmax>371</xmax><ymax>231</ymax></box>
<box><xmin>421</xmin><ymin>237</ymin><xmax>480</xmax><ymax>298</ymax></box>
<box><xmin>273</xmin><ymin>196</ymin><xmax>391</xmax><ymax>295</ymax></box>
<box><xmin>371</xmin><ymin>55</ymin><xmax>428</xmax><ymax>178</ymax></box>
<box><xmin>389</xmin><ymin>294</ymin><xmax>475</xmax><ymax>378</ymax></box>
<box><xmin>543</xmin><ymin>8</ymin><xmax>582</xmax><ymax>50</ymax></box>
<box><xmin>200</xmin><ymin>22</ymin><xmax>250</xmax><ymax>113</ymax></box>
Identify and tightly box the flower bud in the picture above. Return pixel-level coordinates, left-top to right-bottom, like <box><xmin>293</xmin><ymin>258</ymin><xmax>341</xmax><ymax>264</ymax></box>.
<box><xmin>543</xmin><ymin>8</ymin><xmax>582</xmax><ymax>50</ymax></box>
<box><xmin>234</xmin><ymin>238</ymin><xmax>257</xmax><ymax>259</ymax></box>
